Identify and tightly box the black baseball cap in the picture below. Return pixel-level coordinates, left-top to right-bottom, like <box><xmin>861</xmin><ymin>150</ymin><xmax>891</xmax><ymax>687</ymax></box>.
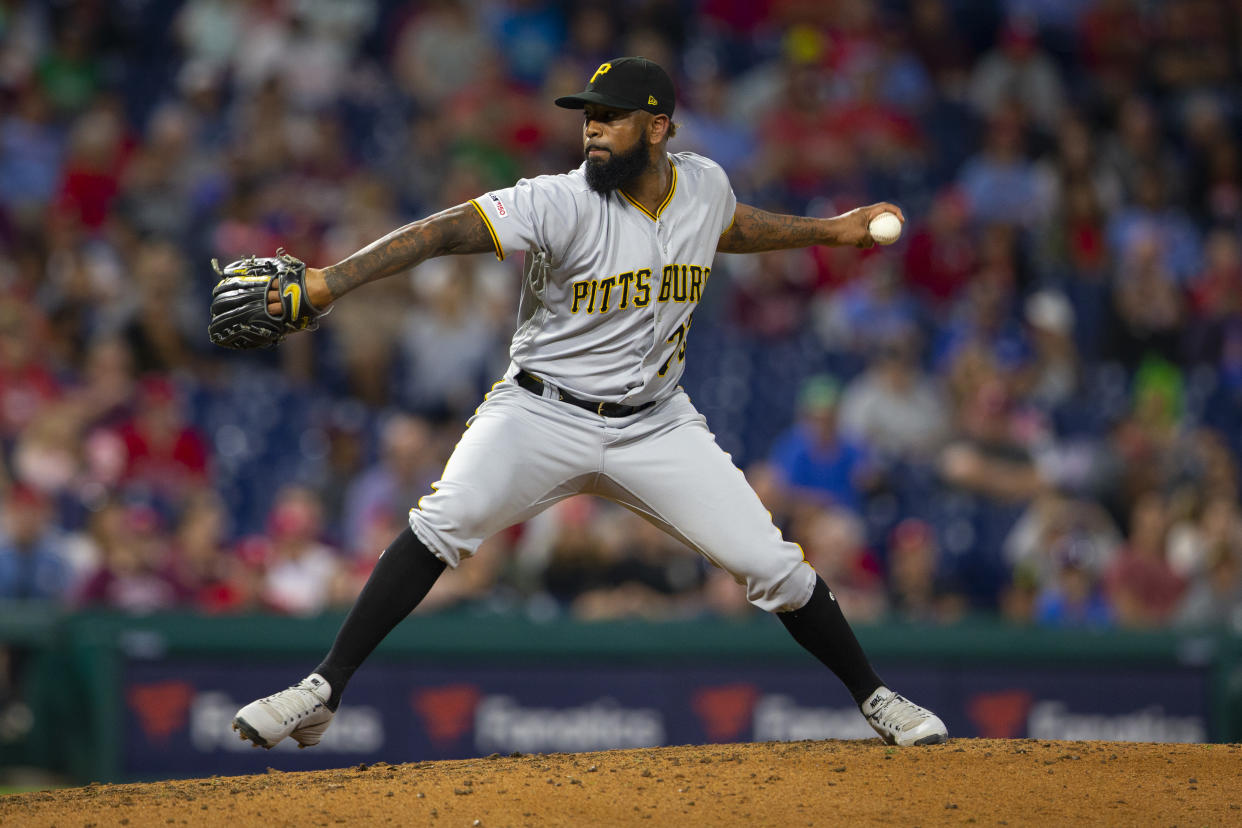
<box><xmin>554</xmin><ymin>57</ymin><xmax>675</xmax><ymax>118</ymax></box>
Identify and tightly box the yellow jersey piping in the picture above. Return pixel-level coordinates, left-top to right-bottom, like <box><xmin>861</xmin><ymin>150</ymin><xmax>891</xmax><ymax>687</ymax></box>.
<box><xmin>469</xmin><ymin>199</ymin><xmax>506</xmax><ymax>261</ymax></box>
<box><xmin>619</xmin><ymin>161</ymin><xmax>678</xmax><ymax>222</ymax></box>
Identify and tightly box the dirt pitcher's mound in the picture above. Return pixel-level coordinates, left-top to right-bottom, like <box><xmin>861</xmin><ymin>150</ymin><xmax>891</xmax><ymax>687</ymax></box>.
<box><xmin>5</xmin><ymin>739</ymin><xmax>1241</xmax><ymax>827</ymax></box>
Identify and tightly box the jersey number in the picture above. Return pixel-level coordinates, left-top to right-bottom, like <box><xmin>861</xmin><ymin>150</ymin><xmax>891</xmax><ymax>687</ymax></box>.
<box><xmin>658</xmin><ymin>314</ymin><xmax>693</xmax><ymax>377</ymax></box>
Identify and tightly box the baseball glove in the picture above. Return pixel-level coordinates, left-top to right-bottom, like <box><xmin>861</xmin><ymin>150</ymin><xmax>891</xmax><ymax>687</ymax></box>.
<box><xmin>208</xmin><ymin>250</ymin><xmax>328</xmax><ymax>349</ymax></box>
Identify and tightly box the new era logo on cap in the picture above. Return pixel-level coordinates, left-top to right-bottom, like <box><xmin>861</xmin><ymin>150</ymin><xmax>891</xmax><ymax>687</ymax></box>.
<box><xmin>554</xmin><ymin>57</ymin><xmax>675</xmax><ymax>118</ymax></box>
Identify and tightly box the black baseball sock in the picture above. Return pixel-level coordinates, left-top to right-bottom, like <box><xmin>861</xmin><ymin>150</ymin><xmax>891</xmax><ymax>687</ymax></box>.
<box><xmin>313</xmin><ymin>527</ymin><xmax>446</xmax><ymax>710</ymax></box>
<box><xmin>777</xmin><ymin>576</ymin><xmax>884</xmax><ymax>706</ymax></box>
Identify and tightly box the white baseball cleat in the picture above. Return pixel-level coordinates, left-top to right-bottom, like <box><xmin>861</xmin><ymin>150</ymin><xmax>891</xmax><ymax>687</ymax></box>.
<box><xmin>232</xmin><ymin>673</ymin><xmax>334</xmax><ymax>749</ymax></box>
<box><xmin>861</xmin><ymin>686</ymin><xmax>948</xmax><ymax>746</ymax></box>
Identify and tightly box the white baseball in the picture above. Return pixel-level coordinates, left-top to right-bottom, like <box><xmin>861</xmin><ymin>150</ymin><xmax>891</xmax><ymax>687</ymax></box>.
<box><xmin>868</xmin><ymin>211</ymin><xmax>902</xmax><ymax>245</ymax></box>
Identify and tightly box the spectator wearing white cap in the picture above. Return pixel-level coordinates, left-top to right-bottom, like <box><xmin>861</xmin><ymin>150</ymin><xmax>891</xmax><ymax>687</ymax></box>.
<box><xmin>1020</xmin><ymin>289</ymin><xmax>1078</xmax><ymax>409</ymax></box>
<box><xmin>838</xmin><ymin>330</ymin><xmax>952</xmax><ymax>463</ymax></box>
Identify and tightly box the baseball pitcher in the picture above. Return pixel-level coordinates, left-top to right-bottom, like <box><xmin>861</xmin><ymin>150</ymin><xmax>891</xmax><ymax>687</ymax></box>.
<box><xmin>216</xmin><ymin>57</ymin><xmax>947</xmax><ymax>751</ymax></box>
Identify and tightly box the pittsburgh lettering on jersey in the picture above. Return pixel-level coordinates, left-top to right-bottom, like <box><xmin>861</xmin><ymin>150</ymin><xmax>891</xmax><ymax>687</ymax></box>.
<box><xmin>571</xmin><ymin>268</ymin><xmax>652</xmax><ymax>314</ymax></box>
<box><xmin>570</xmin><ymin>265</ymin><xmax>708</xmax><ymax>315</ymax></box>
<box><xmin>656</xmin><ymin>264</ymin><xmax>707</xmax><ymax>304</ymax></box>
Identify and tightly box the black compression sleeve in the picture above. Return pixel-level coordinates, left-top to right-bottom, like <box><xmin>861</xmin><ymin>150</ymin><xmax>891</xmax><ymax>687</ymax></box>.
<box><xmin>777</xmin><ymin>576</ymin><xmax>884</xmax><ymax>706</ymax></box>
<box><xmin>314</xmin><ymin>527</ymin><xmax>446</xmax><ymax>710</ymax></box>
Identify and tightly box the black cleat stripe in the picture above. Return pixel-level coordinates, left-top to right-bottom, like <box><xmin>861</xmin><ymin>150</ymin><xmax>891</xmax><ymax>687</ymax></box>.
<box><xmin>232</xmin><ymin>716</ymin><xmax>273</xmax><ymax>749</ymax></box>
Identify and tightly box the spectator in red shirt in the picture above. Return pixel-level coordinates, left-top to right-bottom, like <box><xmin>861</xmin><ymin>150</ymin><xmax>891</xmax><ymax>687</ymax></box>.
<box><xmin>825</xmin><ymin>57</ymin><xmax>925</xmax><ymax>175</ymax></box>
<box><xmin>1105</xmin><ymin>492</ymin><xmax>1187</xmax><ymax>627</ymax></box>
<box><xmin>76</xmin><ymin>501</ymin><xmax>183</xmax><ymax>613</ymax></box>
<box><xmin>902</xmin><ymin>187</ymin><xmax>977</xmax><ymax>308</ymax></box>
<box><xmin>52</xmin><ymin>97</ymin><xmax>133</xmax><ymax>232</ymax></box>
<box><xmin>756</xmin><ymin>54</ymin><xmax>853</xmax><ymax>203</ymax></box>
<box><xmin>1188</xmin><ymin>229</ymin><xmax>1242</xmax><ymax>330</ymax></box>
<box><xmin>1077</xmin><ymin>0</ymin><xmax>1149</xmax><ymax>109</ymax></box>
<box><xmin>112</xmin><ymin>376</ymin><xmax>209</xmax><ymax>504</ymax></box>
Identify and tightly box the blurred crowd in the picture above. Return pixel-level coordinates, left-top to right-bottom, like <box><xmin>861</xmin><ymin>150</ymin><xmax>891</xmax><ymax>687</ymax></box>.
<box><xmin>0</xmin><ymin>0</ymin><xmax>1240</xmax><ymax>644</ymax></box>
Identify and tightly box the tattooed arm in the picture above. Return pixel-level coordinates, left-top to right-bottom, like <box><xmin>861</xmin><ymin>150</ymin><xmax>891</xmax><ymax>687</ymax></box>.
<box><xmin>717</xmin><ymin>202</ymin><xmax>905</xmax><ymax>253</ymax></box>
<box><xmin>274</xmin><ymin>203</ymin><xmax>495</xmax><ymax>312</ymax></box>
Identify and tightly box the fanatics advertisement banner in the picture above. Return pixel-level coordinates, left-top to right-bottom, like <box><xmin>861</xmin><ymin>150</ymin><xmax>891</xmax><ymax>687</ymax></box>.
<box><xmin>120</xmin><ymin>658</ymin><xmax>1211</xmax><ymax>779</ymax></box>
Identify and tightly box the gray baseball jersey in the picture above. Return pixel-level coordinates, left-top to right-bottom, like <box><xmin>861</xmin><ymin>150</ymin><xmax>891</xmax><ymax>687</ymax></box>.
<box><xmin>408</xmin><ymin>151</ymin><xmax>814</xmax><ymax>614</ymax></box>
<box><xmin>469</xmin><ymin>151</ymin><xmax>736</xmax><ymax>405</ymax></box>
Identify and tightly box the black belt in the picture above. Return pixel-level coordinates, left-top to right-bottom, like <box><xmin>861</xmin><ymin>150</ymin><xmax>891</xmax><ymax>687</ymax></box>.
<box><xmin>515</xmin><ymin>370</ymin><xmax>655</xmax><ymax>418</ymax></box>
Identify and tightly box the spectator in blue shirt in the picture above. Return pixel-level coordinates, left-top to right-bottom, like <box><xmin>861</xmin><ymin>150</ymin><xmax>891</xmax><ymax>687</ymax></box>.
<box><xmin>494</xmin><ymin>0</ymin><xmax>566</xmax><ymax>88</ymax></box>
<box><xmin>1106</xmin><ymin>166</ymin><xmax>1203</xmax><ymax>284</ymax></box>
<box><xmin>1033</xmin><ymin>535</ymin><xmax>1115</xmax><ymax>628</ymax></box>
<box><xmin>0</xmin><ymin>484</ymin><xmax>72</xmax><ymax>746</ymax></box>
<box><xmin>956</xmin><ymin>105</ymin><xmax>1040</xmax><ymax>229</ymax></box>
<box><xmin>766</xmin><ymin>375</ymin><xmax>875</xmax><ymax>517</ymax></box>
<box><xmin>0</xmin><ymin>86</ymin><xmax>64</xmax><ymax>225</ymax></box>
<box><xmin>0</xmin><ymin>485</ymin><xmax>71</xmax><ymax>602</ymax></box>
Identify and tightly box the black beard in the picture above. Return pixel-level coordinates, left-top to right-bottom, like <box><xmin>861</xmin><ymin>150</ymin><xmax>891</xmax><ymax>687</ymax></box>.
<box><xmin>584</xmin><ymin>139</ymin><xmax>650</xmax><ymax>194</ymax></box>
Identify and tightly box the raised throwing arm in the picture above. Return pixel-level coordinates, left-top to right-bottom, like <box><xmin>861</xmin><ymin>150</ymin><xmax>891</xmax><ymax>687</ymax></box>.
<box><xmin>717</xmin><ymin>202</ymin><xmax>905</xmax><ymax>254</ymax></box>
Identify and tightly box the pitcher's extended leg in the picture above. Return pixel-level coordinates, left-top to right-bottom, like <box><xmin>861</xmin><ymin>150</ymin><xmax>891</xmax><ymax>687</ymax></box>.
<box><xmin>600</xmin><ymin>397</ymin><xmax>946</xmax><ymax>745</ymax></box>
<box><xmin>600</xmin><ymin>413</ymin><xmax>881</xmax><ymax>695</ymax></box>
<box><xmin>231</xmin><ymin>527</ymin><xmax>443</xmax><ymax>749</ymax></box>
<box><xmin>234</xmin><ymin>382</ymin><xmax>600</xmax><ymax>749</ymax></box>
